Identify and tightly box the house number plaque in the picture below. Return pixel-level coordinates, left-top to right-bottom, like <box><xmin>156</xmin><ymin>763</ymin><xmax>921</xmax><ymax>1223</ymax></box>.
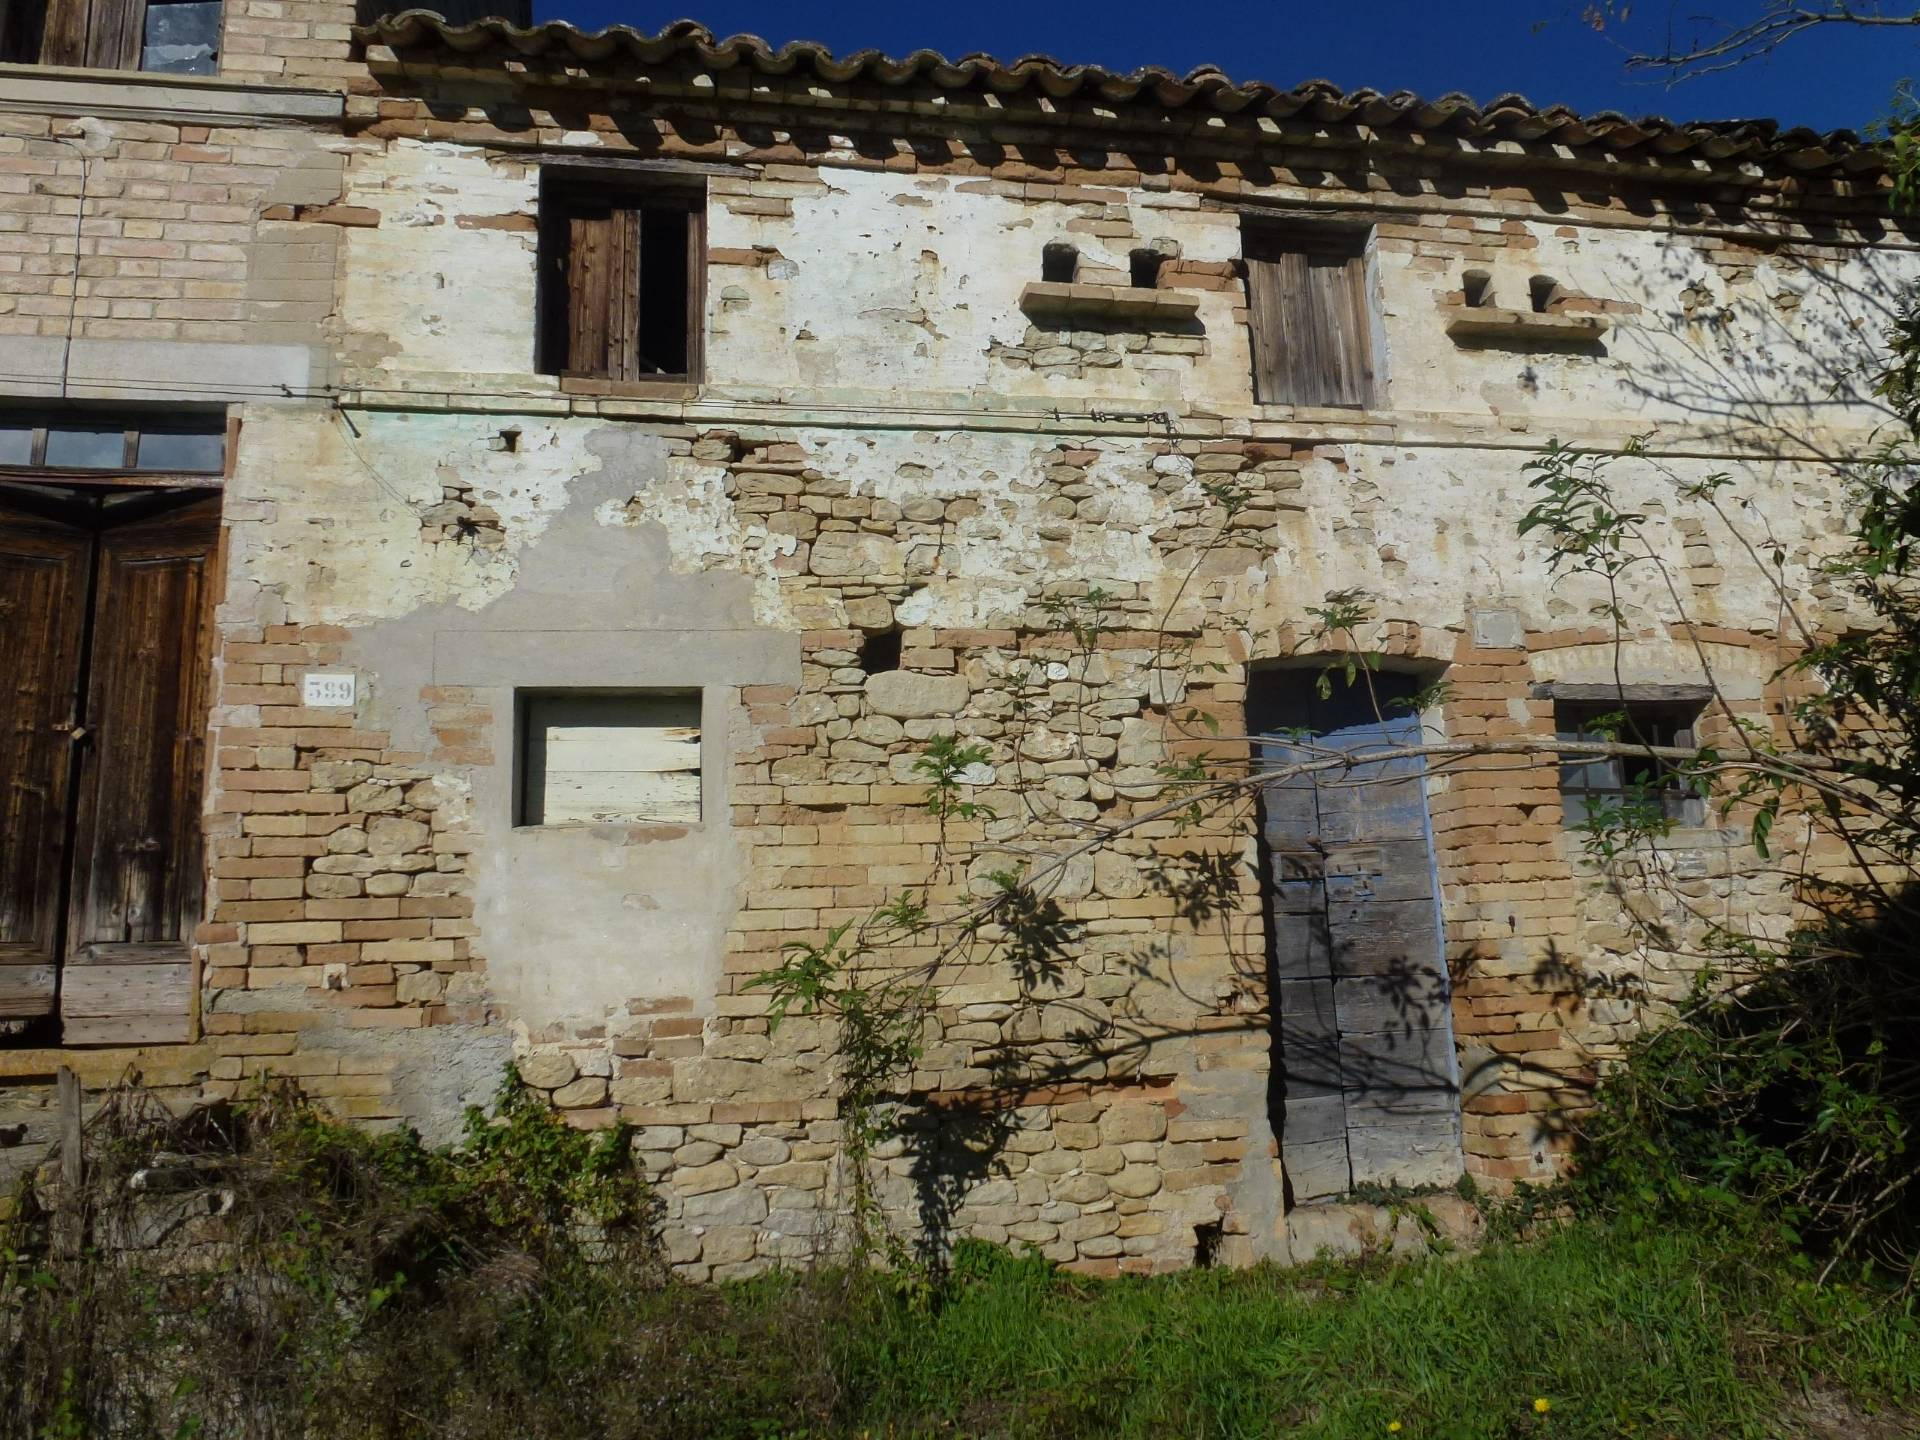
<box><xmin>302</xmin><ymin>672</ymin><xmax>357</xmax><ymax>708</ymax></box>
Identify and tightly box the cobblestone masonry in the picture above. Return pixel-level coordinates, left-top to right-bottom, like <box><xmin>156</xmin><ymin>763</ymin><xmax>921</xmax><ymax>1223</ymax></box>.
<box><xmin>0</xmin><ymin>16</ymin><xmax>1908</xmax><ymax>1270</ymax></box>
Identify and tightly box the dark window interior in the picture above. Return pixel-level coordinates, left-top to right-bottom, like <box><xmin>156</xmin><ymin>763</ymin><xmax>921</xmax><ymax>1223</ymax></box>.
<box><xmin>858</xmin><ymin>627</ymin><xmax>903</xmax><ymax>676</ymax></box>
<box><xmin>1248</xmin><ymin>667</ymin><xmax>1424</xmax><ymax>750</ymax></box>
<box><xmin>1555</xmin><ymin>699</ymin><xmax>1706</xmax><ymax>826</ymax></box>
<box><xmin>1129</xmin><ymin>248</ymin><xmax>1165</xmax><ymax>289</ymax></box>
<box><xmin>536</xmin><ymin>175</ymin><xmax>704</xmax><ymax>383</ymax></box>
<box><xmin>1041</xmin><ymin>243</ymin><xmax>1078</xmax><ymax>284</ymax></box>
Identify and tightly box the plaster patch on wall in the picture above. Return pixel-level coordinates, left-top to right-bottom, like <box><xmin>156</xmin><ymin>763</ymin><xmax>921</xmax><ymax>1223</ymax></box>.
<box><xmin>317</xmin><ymin>425</ymin><xmax>796</xmax><ymax>1032</ymax></box>
<box><xmin>226</xmin><ymin>408</ymin><xmax>612</xmax><ymax>626</ymax></box>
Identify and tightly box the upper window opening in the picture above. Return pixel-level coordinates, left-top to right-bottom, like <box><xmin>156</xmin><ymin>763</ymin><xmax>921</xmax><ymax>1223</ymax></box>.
<box><xmin>1530</xmin><ymin>275</ymin><xmax>1563</xmax><ymax>314</ymax></box>
<box><xmin>1243</xmin><ymin>225</ymin><xmax>1376</xmax><ymax>409</ymax></box>
<box><xmin>537</xmin><ymin>176</ymin><xmax>705</xmax><ymax>383</ymax></box>
<box><xmin>0</xmin><ymin>414</ymin><xmax>225</xmax><ymax>477</ymax></box>
<box><xmin>1041</xmin><ymin>243</ymin><xmax>1079</xmax><ymax>284</ymax></box>
<box><xmin>1129</xmin><ymin>249</ymin><xmax>1165</xmax><ymax>290</ymax></box>
<box><xmin>858</xmin><ymin>627</ymin><xmax>903</xmax><ymax>676</ymax></box>
<box><xmin>1555</xmin><ymin>698</ymin><xmax>1706</xmax><ymax>827</ymax></box>
<box><xmin>1461</xmin><ymin>270</ymin><xmax>1493</xmax><ymax>308</ymax></box>
<box><xmin>1</xmin><ymin>0</ymin><xmax>219</xmax><ymax>74</ymax></box>
<box><xmin>517</xmin><ymin>691</ymin><xmax>702</xmax><ymax>827</ymax></box>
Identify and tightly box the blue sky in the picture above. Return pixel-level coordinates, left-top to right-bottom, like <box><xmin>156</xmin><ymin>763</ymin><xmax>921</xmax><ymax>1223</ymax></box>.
<box><xmin>528</xmin><ymin>0</ymin><xmax>1912</xmax><ymax>134</ymax></box>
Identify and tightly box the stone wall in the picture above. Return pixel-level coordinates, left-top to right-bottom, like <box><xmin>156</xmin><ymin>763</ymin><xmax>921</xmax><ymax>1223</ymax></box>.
<box><xmin>0</xmin><ymin>32</ymin><xmax>1908</xmax><ymax>1272</ymax></box>
<box><xmin>190</xmin><ymin>392</ymin><xmax>1849</xmax><ymax>1271</ymax></box>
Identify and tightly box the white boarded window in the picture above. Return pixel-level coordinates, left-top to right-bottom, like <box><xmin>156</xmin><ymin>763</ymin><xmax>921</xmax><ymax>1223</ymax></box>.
<box><xmin>518</xmin><ymin>692</ymin><xmax>701</xmax><ymax>826</ymax></box>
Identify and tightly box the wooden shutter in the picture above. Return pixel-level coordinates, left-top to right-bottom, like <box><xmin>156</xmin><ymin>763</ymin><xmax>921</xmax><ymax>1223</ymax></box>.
<box><xmin>521</xmin><ymin>692</ymin><xmax>701</xmax><ymax>825</ymax></box>
<box><xmin>37</xmin><ymin>0</ymin><xmax>144</xmax><ymax>67</ymax></box>
<box><xmin>1258</xmin><ymin>685</ymin><xmax>1461</xmax><ymax>1201</ymax></box>
<box><xmin>565</xmin><ymin>203</ymin><xmax>642</xmax><ymax>380</ymax></box>
<box><xmin>61</xmin><ymin>496</ymin><xmax>216</xmax><ymax>1045</ymax></box>
<box><xmin>1245</xmin><ymin>230</ymin><xmax>1374</xmax><ymax>408</ymax></box>
<box><xmin>0</xmin><ymin>502</ymin><xmax>90</xmax><ymax>1020</ymax></box>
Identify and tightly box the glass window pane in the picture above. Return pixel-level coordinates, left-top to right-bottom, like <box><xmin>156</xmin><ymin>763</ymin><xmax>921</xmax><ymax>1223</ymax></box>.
<box><xmin>142</xmin><ymin>0</ymin><xmax>221</xmax><ymax>75</ymax></box>
<box><xmin>138</xmin><ymin>429</ymin><xmax>225</xmax><ymax>472</ymax></box>
<box><xmin>43</xmin><ymin>427</ymin><xmax>128</xmax><ymax>469</ymax></box>
<box><xmin>0</xmin><ymin>424</ymin><xmax>33</xmax><ymax>465</ymax></box>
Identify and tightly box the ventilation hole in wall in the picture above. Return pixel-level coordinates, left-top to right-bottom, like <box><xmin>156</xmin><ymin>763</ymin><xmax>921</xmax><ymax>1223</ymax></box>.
<box><xmin>1042</xmin><ymin>243</ymin><xmax>1079</xmax><ymax>284</ymax></box>
<box><xmin>1130</xmin><ymin>248</ymin><xmax>1166</xmax><ymax>289</ymax></box>
<box><xmin>1461</xmin><ymin>270</ymin><xmax>1492</xmax><ymax>308</ymax></box>
<box><xmin>498</xmin><ymin>427</ymin><xmax>521</xmax><ymax>453</ymax></box>
<box><xmin>1193</xmin><ymin>1220</ymin><xmax>1224</xmax><ymax>1269</ymax></box>
<box><xmin>859</xmin><ymin>627</ymin><xmax>903</xmax><ymax>675</ymax></box>
<box><xmin>1529</xmin><ymin>275</ymin><xmax>1562</xmax><ymax>314</ymax></box>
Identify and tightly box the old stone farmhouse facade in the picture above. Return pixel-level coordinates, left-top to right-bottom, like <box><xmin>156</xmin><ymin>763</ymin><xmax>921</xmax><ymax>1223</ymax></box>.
<box><xmin>0</xmin><ymin>3</ymin><xmax>1907</xmax><ymax>1275</ymax></box>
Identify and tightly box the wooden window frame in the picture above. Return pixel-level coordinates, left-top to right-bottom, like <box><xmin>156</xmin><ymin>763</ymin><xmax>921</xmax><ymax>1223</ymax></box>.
<box><xmin>1552</xmin><ymin>695</ymin><xmax>1709</xmax><ymax>828</ymax></box>
<box><xmin>535</xmin><ymin>171</ymin><xmax>707</xmax><ymax>389</ymax></box>
<box><xmin>0</xmin><ymin>414</ymin><xmax>227</xmax><ymax>490</ymax></box>
<box><xmin>1242</xmin><ymin>223</ymin><xmax>1379</xmax><ymax>410</ymax></box>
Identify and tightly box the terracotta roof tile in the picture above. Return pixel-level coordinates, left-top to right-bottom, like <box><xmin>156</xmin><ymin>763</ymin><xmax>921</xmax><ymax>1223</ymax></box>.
<box><xmin>352</xmin><ymin>12</ymin><xmax>1884</xmax><ymax>178</ymax></box>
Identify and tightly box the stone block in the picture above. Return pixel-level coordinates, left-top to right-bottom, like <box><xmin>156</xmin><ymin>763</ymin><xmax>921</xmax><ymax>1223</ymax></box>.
<box><xmin>681</xmin><ymin>1185</ymin><xmax>768</xmax><ymax>1226</ymax></box>
<box><xmin>551</xmin><ymin>1076</ymin><xmax>607</xmax><ymax>1108</ymax></box>
<box><xmin>735</xmin><ymin>1135</ymin><xmax>791</xmax><ymax>1167</ymax></box>
<box><xmin>517</xmin><ymin>1052</ymin><xmax>577</xmax><ymax>1090</ymax></box>
<box><xmin>676</xmin><ymin>1161</ymin><xmax>740</xmax><ymax>1195</ymax></box>
<box><xmin>864</xmin><ymin>670</ymin><xmax>970</xmax><ymax>720</ymax></box>
<box><xmin>1098</xmin><ymin>1105</ymin><xmax>1167</xmax><ymax>1144</ymax></box>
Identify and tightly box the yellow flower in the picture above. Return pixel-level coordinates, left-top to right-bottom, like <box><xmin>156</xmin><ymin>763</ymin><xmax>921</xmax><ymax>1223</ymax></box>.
<box><xmin>1388</xmin><ymin>1425</ymin><xmax>1402</xmax><ymax>1434</ymax></box>
<box><xmin>1533</xmin><ymin>1398</ymin><xmax>1552</xmax><ymax>1415</ymax></box>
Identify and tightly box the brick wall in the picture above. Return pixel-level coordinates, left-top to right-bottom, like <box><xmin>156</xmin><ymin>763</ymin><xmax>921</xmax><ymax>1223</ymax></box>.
<box><xmin>201</xmin><ymin>625</ymin><xmax>489</xmax><ymax>1118</ymax></box>
<box><xmin>0</xmin><ymin>108</ymin><xmax>343</xmax><ymax>365</ymax></box>
<box><xmin>219</xmin><ymin>0</ymin><xmax>364</xmax><ymax>90</ymax></box>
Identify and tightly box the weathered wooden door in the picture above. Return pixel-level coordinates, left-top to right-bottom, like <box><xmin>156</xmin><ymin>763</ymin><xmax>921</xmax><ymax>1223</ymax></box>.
<box><xmin>0</xmin><ymin>501</ymin><xmax>91</xmax><ymax>1021</ymax></box>
<box><xmin>1253</xmin><ymin>671</ymin><xmax>1462</xmax><ymax>1203</ymax></box>
<box><xmin>0</xmin><ymin>493</ymin><xmax>216</xmax><ymax>1043</ymax></box>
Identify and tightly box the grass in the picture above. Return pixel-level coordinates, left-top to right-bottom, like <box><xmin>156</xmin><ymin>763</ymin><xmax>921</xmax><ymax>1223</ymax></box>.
<box><xmin>821</xmin><ymin>1225</ymin><xmax>1919</xmax><ymax>1439</ymax></box>
<box><xmin>11</xmin><ymin>1218</ymin><xmax>1918</xmax><ymax>1438</ymax></box>
<box><xmin>9</xmin><ymin>1084</ymin><xmax>1916</xmax><ymax>1438</ymax></box>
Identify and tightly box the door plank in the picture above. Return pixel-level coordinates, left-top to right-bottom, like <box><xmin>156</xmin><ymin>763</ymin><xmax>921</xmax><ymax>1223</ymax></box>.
<box><xmin>0</xmin><ymin>503</ymin><xmax>90</xmax><ymax>1016</ymax></box>
<box><xmin>61</xmin><ymin>958</ymin><xmax>193</xmax><ymax>1045</ymax></box>
<box><xmin>604</xmin><ymin>204</ymin><xmax>641</xmax><ymax>381</ymax></box>
<box><xmin>567</xmin><ymin>209</ymin><xmax>613</xmax><ymax>377</ymax></box>
<box><xmin>86</xmin><ymin>0</ymin><xmax>144</xmax><ymax>69</ymax></box>
<box><xmin>37</xmin><ymin>0</ymin><xmax>90</xmax><ymax>64</ymax></box>
<box><xmin>63</xmin><ymin>497</ymin><xmax>216</xmax><ymax>1046</ymax></box>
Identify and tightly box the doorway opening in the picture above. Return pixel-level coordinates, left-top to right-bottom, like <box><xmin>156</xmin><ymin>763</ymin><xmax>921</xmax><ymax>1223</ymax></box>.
<box><xmin>1246</xmin><ymin>664</ymin><xmax>1463</xmax><ymax>1204</ymax></box>
<box><xmin>1</xmin><ymin>473</ymin><xmax>220</xmax><ymax>1047</ymax></box>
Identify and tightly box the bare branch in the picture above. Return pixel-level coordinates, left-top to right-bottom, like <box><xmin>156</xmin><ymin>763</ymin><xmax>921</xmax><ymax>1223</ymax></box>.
<box><xmin>1606</xmin><ymin>2</ymin><xmax>1920</xmax><ymax>84</ymax></box>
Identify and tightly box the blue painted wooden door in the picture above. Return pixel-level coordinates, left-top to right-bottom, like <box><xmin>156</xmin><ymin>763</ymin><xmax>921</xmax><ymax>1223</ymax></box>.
<box><xmin>1255</xmin><ymin>673</ymin><xmax>1463</xmax><ymax>1202</ymax></box>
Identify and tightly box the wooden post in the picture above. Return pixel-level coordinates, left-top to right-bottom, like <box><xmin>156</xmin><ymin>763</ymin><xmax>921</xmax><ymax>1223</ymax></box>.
<box><xmin>54</xmin><ymin>1065</ymin><xmax>83</xmax><ymax>1260</ymax></box>
<box><xmin>57</xmin><ymin>1065</ymin><xmax>81</xmax><ymax>1188</ymax></box>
